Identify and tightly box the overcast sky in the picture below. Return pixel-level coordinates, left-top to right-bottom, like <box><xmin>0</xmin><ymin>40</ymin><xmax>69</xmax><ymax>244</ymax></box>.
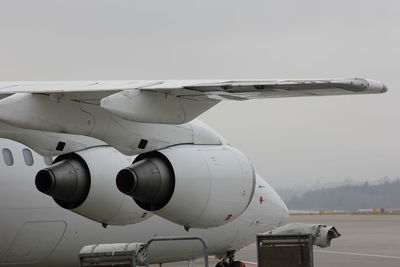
<box><xmin>0</xmin><ymin>0</ymin><xmax>399</xmax><ymax>188</ymax></box>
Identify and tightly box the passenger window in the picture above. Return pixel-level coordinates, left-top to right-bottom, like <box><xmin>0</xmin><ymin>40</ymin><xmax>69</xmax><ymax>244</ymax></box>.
<box><xmin>43</xmin><ymin>156</ymin><xmax>53</xmax><ymax>166</ymax></box>
<box><xmin>23</xmin><ymin>149</ymin><xmax>34</xmax><ymax>166</ymax></box>
<box><xmin>2</xmin><ymin>148</ymin><xmax>14</xmax><ymax>166</ymax></box>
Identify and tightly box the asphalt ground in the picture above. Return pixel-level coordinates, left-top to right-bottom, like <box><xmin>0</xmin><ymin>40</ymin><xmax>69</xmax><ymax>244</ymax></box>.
<box><xmin>155</xmin><ymin>214</ymin><xmax>400</xmax><ymax>267</ymax></box>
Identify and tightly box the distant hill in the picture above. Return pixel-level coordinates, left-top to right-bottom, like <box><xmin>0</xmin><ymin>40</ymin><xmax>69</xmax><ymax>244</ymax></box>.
<box><xmin>285</xmin><ymin>180</ymin><xmax>400</xmax><ymax>210</ymax></box>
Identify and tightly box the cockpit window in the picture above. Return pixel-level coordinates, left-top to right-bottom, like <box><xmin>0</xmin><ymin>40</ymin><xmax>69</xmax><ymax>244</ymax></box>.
<box><xmin>2</xmin><ymin>148</ymin><xmax>14</xmax><ymax>166</ymax></box>
<box><xmin>23</xmin><ymin>149</ymin><xmax>34</xmax><ymax>166</ymax></box>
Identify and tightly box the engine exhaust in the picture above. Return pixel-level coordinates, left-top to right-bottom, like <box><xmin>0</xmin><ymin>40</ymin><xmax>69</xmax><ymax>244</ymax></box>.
<box><xmin>35</xmin><ymin>158</ymin><xmax>90</xmax><ymax>209</ymax></box>
<box><xmin>116</xmin><ymin>157</ymin><xmax>174</xmax><ymax>211</ymax></box>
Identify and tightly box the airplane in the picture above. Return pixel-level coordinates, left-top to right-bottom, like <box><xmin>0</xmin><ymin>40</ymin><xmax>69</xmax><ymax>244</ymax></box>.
<box><xmin>0</xmin><ymin>78</ymin><xmax>386</xmax><ymax>266</ymax></box>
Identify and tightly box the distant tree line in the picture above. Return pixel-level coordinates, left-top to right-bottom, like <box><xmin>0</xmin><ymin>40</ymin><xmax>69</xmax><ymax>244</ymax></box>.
<box><xmin>286</xmin><ymin>180</ymin><xmax>400</xmax><ymax>210</ymax></box>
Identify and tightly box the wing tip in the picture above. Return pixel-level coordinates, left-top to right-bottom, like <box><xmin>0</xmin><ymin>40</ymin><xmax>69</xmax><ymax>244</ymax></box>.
<box><xmin>364</xmin><ymin>79</ymin><xmax>388</xmax><ymax>94</ymax></box>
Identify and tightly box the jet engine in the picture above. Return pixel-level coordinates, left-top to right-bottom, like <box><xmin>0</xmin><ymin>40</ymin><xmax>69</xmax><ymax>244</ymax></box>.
<box><xmin>35</xmin><ymin>147</ymin><xmax>152</xmax><ymax>226</ymax></box>
<box><xmin>116</xmin><ymin>145</ymin><xmax>256</xmax><ymax>229</ymax></box>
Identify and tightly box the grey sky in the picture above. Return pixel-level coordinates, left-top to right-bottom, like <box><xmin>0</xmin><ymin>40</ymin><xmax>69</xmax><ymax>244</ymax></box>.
<box><xmin>0</xmin><ymin>0</ymin><xmax>399</xmax><ymax>187</ymax></box>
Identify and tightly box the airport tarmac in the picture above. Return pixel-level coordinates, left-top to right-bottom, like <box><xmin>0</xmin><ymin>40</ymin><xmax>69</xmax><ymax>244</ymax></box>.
<box><xmin>156</xmin><ymin>214</ymin><xmax>400</xmax><ymax>266</ymax></box>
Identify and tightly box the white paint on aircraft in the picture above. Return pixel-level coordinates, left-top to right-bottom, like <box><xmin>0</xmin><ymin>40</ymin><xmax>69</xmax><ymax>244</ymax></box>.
<box><xmin>0</xmin><ymin>139</ymin><xmax>288</xmax><ymax>266</ymax></box>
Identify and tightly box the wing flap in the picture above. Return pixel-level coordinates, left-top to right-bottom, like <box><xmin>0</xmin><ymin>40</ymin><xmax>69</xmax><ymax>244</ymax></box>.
<box><xmin>181</xmin><ymin>78</ymin><xmax>386</xmax><ymax>97</ymax></box>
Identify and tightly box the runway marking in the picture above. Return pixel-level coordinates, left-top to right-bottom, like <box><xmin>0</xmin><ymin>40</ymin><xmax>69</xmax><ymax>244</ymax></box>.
<box><xmin>315</xmin><ymin>250</ymin><xmax>400</xmax><ymax>260</ymax></box>
<box><xmin>208</xmin><ymin>250</ymin><xmax>400</xmax><ymax>267</ymax></box>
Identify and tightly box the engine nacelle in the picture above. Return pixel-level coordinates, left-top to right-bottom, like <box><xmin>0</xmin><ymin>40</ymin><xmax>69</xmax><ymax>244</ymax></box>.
<box><xmin>116</xmin><ymin>145</ymin><xmax>256</xmax><ymax>229</ymax></box>
<box><xmin>35</xmin><ymin>147</ymin><xmax>152</xmax><ymax>225</ymax></box>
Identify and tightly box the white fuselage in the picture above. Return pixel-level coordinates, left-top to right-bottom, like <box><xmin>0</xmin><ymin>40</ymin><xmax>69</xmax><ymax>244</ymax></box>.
<box><xmin>0</xmin><ymin>139</ymin><xmax>288</xmax><ymax>266</ymax></box>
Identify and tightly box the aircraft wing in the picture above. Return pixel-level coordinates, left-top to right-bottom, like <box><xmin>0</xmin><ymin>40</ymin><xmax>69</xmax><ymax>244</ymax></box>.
<box><xmin>0</xmin><ymin>78</ymin><xmax>387</xmax><ymax>97</ymax></box>
<box><xmin>0</xmin><ymin>78</ymin><xmax>387</xmax><ymax>124</ymax></box>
